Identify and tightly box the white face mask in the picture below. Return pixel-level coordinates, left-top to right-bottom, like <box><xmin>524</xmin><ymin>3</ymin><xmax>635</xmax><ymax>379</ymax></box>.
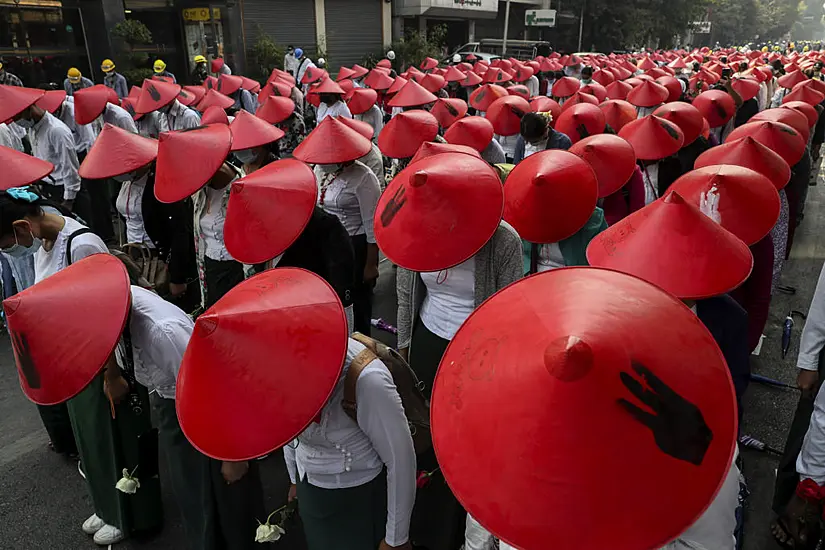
<box><xmin>15</xmin><ymin>118</ymin><xmax>34</xmax><ymax>129</ymax></box>
<box><xmin>234</xmin><ymin>149</ymin><xmax>259</xmax><ymax>165</ymax></box>
<box><xmin>317</xmin><ymin>163</ymin><xmax>341</xmax><ymax>174</ymax></box>
<box><xmin>3</xmin><ymin>230</ymin><xmax>42</xmax><ymax>258</ymax></box>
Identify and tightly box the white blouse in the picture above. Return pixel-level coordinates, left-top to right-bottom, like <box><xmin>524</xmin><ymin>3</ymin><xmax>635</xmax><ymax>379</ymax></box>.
<box><xmin>317</xmin><ymin>101</ymin><xmax>353</xmax><ymax>122</ymax></box>
<box><xmin>537</xmin><ymin>243</ymin><xmax>565</xmax><ymax>272</ymax></box>
<box><xmin>200</xmin><ymin>185</ymin><xmax>233</xmax><ymax>261</ymax></box>
<box><xmin>34</xmin><ymin>216</ymin><xmax>108</xmax><ymax>283</ymax></box>
<box><xmin>314</xmin><ymin>161</ymin><xmax>381</xmax><ymax>243</ymax></box>
<box><xmin>116</xmin><ymin>175</ymin><xmax>155</xmax><ymax>248</ymax></box>
<box><xmin>356</xmin><ymin>105</ymin><xmax>385</xmax><ymax>143</ymax></box>
<box><xmin>420</xmin><ymin>256</ymin><xmax>476</xmax><ymax>340</ymax></box>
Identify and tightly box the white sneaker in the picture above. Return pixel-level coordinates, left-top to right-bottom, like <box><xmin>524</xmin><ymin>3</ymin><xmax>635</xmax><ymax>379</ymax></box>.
<box><xmin>82</xmin><ymin>513</ymin><xmax>105</xmax><ymax>535</ymax></box>
<box><xmin>93</xmin><ymin>524</ymin><xmax>125</xmax><ymax>546</ymax></box>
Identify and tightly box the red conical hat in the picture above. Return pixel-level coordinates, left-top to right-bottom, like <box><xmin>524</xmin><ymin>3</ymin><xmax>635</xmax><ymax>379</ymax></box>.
<box><xmin>1</xmin><ymin>145</ymin><xmax>54</xmax><ymax>190</ymax></box>
<box><xmin>134</xmin><ymin>78</ymin><xmax>182</xmax><ymax>114</ymax></box>
<box><xmin>127</xmin><ymin>86</ymin><xmax>141</xmax><ymax>101</ymax></box>
<box><xmin>554</xmin><ymin>103</ymin><xmax>606</xmax><ymax>144</ymax></box>
<box><xmin>301</xmin><ymin>67</ymin><xmax>328</xmax><ymax>85</ymax></box>
<box><xmin>530</xmin><ymin>97</ymin><xmax>562</xmax><ymax>121</ymax></box>
<box><xmin>337</xmin><ymin>78</ymin><xmax>355</xmax><ymax>96</ymax></box>
<box><xmin>421</xmin><ymin>74</ymin><xmax>447</xmax><ymax>93</ymax></box>
<box><xmin>667</xmin><ymin>165</ymin><xmax>781</xmax><ymax>245</ymax></box>
<box><xmin>618</xmin><ymin>115</ymin><xmax>684</xmax><ymax>161</ymax></box>
<box><xmin>337</xmin><ymin>116</ymin><xmax>375</xmax><ymax>141</ymax></box>
<box><xmin>444</xmin><ymin>116</ymin><xmax>495</xmax><ymax>152</ymax></box>
<box><xmin>750</xmin><ymin>108</ymin><xmax>810</xmax><ymax>142</ymax></box>
<box><xmin>627</xmin><ymin>80</ymin><xmax>669</xmax><ymax>108</ymax></box>
<box><xmin>569</xmin><ymin>134</ymin><xmax>637</xmax><ymax>198</ymax></box>
<box><xmin>310</xmin><ymin>77</ymin><xmax>346</xmax><ymax>95</ymax></box>
<box><xmin>79</xmin><ymin>123</ymin><xmax>158</xmax><ymax>179</ymax></box>
<box><xmin>782</xmin><ymin>85</ymin><xmax>825</xmax><ymax>107</ymax></box>
<box><xmin>421</xmin><ymin>57</ymin><xmax>439</xmax><ymax>71</ymax></box>
<box><xmin>653</xmin><ymin>102</ymin><xmax>705</xmax><ymax>145</ymax></box>
<box><xmin>229</xmin><ymin>110</ymin><xmax>285</xmax><ymax>151</ymax></box>
<box><xmin>180</xmin><ymin>85</ymin><xmax>206</xmax><ymax>106</ymax></box>
<box><xmin>203</xmin><ymin>75</ymin><xmax>219</xmax><ymax>90</ymax></box>
<box><xmin>3</xmin><ymin>254</ymin><xmax>130</xmax><ymax>406</ymax></box>
<box><xmin>120</xmin><ymin>98</ymin><xmax>142</xmax><ymax>121</ymax></box>
<box><xmin>431</xmin><ymin>97</ymin><xmax>468</xmax><ymax>128</ymax></box>
<box><xmin>513</xmin><ymin>65</ymin><xmax>535</xmax><ymax>83</ymax></box>
<box><xmin>551</xmin><ymin>76</ymin><xmax>580</xmax><ymax>98</ymax></box>
<box><xmin>346</xmin><ymin>88</ymin><xmax>378</xmax><ymax>115</ymax></box>
<box><xmin>588</xmin><ymin>192</ymin><xmax>753</xmax><ymax>299</ymax></box>
<box><xmin>210</xmin><ymin>58</ymin><xmax>225</xmax><ymax>73</ymax></box>
<box><xmin>581</xmin><ymin>82</ymin><xmax>608</xmax><ymax>102</ymax></box>
<box><xmin>350</xmin><ymin>64</ymin><xmax>368</xmax><ymax>79</ymax></box>
<box><xmin>177</xmin><ymin>268</ymin><xmax>348</xmax><ymax>461</ymax></box>
<box><xmin>268</xmin><ymin>68</ymin><xmax>295</xmax><ymax>86</ymax></box>
<box><xmin>0</xmin><ymin>85</ymin><xmax>44</xmax><ymax>121</ymax></box>
<box><xmin>431</xmin><ymin>266</ymin><xmax>737</xmax><ymax>550</ymax></box>
<box><xmin>730</xmin><ymin>77</ymin><xmax>760</xmax><ymax>102</ymax></box>
<box><xmin>695</xmin><ymin>136</ymin><xmax>791</xmax><ymax>191</ymax></box>
<box><xmin>725</xmin><ymin>120</ymin><xmax>806</xmax><ymax>166</ymax></box>
<box><xmin>592</xmin><ymin>68</ymin><xmax>616</xmax><ymax>86</ymax></box>
<box><xmin>374</xmin><ymin>153</ymin><xmax>504</xmax><ymax>272</ymax></box>
<box><xmin>468</xmin><ymin>84</ymin><xmax>508</xmax><ymax>111</ymax></box>
<box><xmin>263</xmin><ymin>80</ymin><xmax>293</xmax><ymax>100</ymax></box>
<box><xmin>693</xmin><ymin>90</ymin><xmax>736</xmax><ymax>128</ymax></box>
<box><xmin>504</xmin><ymin>150</ymin><xmax>598</xmax><ymax>243</ymax></box>
<box><xmin>638</xmin><ymin>56</ymin><xmax>657</xmax><ymax>70</ymax></box>
<box><xmin>378</xmin><ymin>110</ymin><xmax>439</xmax><ymax>159</ymax></box>
<box><xmin>73</xmin><ymin>85</ymin><xmax>111</xmax><ymax>125</ymax></box>
<box><xmin>605</xmin><ymin>80</ymin><xmax>633</xmax><ymax>100</ymax></box>
<box><xmin>386</xmin><ymin>76</ymin><xmax>408</xmax><ymax>95</ymax></box>
<box><xmin>387</xmin><ymin>79</ymin><xmax>438</xmax><ymax>108</ymax></box>
<box><xmin>409</xmin><ymin>141</ymin><xmax>481</xmax><ymax>165</ymax></box>
<box><xmin>507</xmin><ymin>84</ymin><xmax>530</xmax><ymax>101</ymax></box>
<box><xmin>293</xmin><ymin>116</ymin><xmax>372</xmax><ymax>164</ymax></box>
<box><xmin>561</xmin><ymin>91</ymin><xmax>599</xmax><ymax>112</ymax></box>
<box><xmin>482</xmin><ymin>67</ymin><xmax>513</xmax><ymax>84</ymax></box>
<box><xmin>654</xmin><ymin>76</ymin><xmax>683</xmax><ymax>102</ymax></box>
<box><xmin>155</xmin><ymin>124</ymin><xmax>232</xmax><ymax>204</ymax></box>
<box><xmin>35</xmin><ymin>90</ymin><xmax>66</xmax><ymax>114</ymax></box>
<box><xmin>460</xmin><ymin>71</ymin><xmax>483</xmax><ymax>87</ymax></box>
<box><xmin>777</xmin><ymin>70</ymin><xmax>809</xmax><ymax>89</ymax></box>
<box><xmin>376</xmin><ymin>59</ymin><xmax>392</xmax><ymax>69</ymax></box>
<box><xmin>239</xmin><ymin>76</ymin><xmax>260</xmax><ymax>94</ymax></box>
<box><xmin>443</xmin><ymin>66</ymin><xmax>467</xmax><ymax>82</ymax></box>
<box><xmin>224</xmin><ymin>160</ymin><xmax>317</xmax><ymax>264</ymax></box>
<box><xmin>486</xmin><ymin>96</ymin><xmax>530</xmax><ymax>137</ymax></box>
<box><xmin>256</xmin><ymin>96</ymin><xmax>295</xmax><ymax>125</ymax></box>
<box><xmin>201</xmin><ymin>105</ymin><xmax>229</xmax><ymax>125</ymax></box>
<box><xmin>364</xmin><ymin>69</ymin><xmax>395</xmax><ymax>90</ymax></box>
<box><xmin>782</xmin><ymin>100</ymin><xmax>819</xmax><ymax>127</ymax></box>
<box><xmin>669</xmin><ymin>57</ymin><xmax>688</xmax><ymax>69</ymax></box>
<box><xmin>797</xmin><ymin>78</ymin><xmax>825</xmax><ymax>95</ymax></box>
<box><xmin>599</xmin><ymin>99</ymin><xmax>636</xmax><ymax>131</ymax></box>
<box><xmin>336</xmin><ymin>66</ymin><xmax>356</xmax><ymax>81</ymax></box>
<box><xmin>197</xmin><ymin>89</ymin><xmax>235</xmax><ymax>112</ymax></box>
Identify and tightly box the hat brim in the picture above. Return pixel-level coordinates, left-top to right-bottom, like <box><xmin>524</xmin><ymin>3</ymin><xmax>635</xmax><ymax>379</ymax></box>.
<box><xmin>155</xmin><ymin>124</ymin><xmax>232</xmax><ymax>203</ymax></box>
<box><xmin>1</xmin><ymin>145</ymin><xmax>55</xmax><ymax>189</ymax></box>
<box><xmin>79</xmin><ymin>123</ymin><xmax>158</xmax><ymax>179</ymax></box>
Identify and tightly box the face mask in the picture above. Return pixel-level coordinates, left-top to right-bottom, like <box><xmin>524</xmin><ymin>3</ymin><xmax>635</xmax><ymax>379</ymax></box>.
<box><xmin>234</xmin><ymin>149</ymin><xmax>258</xmax><ymax>164</ymax></box>
<box><xmin>317</xmin><ymin>163</ymin><xmax>341</xmax><ymax>174</ymax></box>
<box><xmin>3</xmin><ymin>230</ymin><xmax>42</xmax><ymax>258</ymax></box>
<box><xmin>113</xmin><ymin>172</ymin><xmax>134</xmax><ymax>183</ymax></box>
<box><xmin>15</xmin><ymin>118</ymin><xmax>34</xmax><ymax>129</ymax></box>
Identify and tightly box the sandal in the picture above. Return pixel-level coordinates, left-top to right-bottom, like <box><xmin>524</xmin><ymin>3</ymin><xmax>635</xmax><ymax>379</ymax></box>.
<box><xmin>771</xmin><ymin>493</ymin><xmax>823</xmax><ymax>549</ymax></box>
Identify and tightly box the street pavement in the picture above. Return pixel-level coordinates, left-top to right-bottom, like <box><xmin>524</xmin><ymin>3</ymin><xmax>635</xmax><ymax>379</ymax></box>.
<box><xmin>0</xmin><ymin>180</ymin><xmax>823</xmax><ymax>549</ymax></box>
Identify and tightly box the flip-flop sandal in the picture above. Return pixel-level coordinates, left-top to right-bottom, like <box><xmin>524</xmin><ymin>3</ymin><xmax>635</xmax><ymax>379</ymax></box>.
<box><xmin>772</xmin><ymin>499</ymin><xmax>823</xmax><ymax>550</ymax></box>
<box><xmin>771</xmin><ymin>516</ymin><xmax>800</xmax><ymax>549</ymax></box>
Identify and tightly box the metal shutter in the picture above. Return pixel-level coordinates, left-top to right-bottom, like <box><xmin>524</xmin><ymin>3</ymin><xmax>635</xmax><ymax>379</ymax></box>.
<box><xmin>242</xmin><ymin>0</ymin><xmax>316</xmax><ymax>58</ymax></box>
<box><xmin>324</xmin><ymin>0</ymin><xmax>382</xmax><ymax>70</ymax></box>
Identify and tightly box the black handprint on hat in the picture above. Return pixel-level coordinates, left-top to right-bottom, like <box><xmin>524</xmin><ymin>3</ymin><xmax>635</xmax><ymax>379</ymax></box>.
<box><xmin>380</xmin><ymin>186</ymin><xmax>407</xmax><ymax>228</ymax></box>
<box><xmin>618</xmin><ymin>363</ymin><xmax>713</xmax><ymax>466</ymax></box>
<box><xmin>10</xmin><ymin>329</ymin><xmax>40</xmax><ymax>389</ymax></box>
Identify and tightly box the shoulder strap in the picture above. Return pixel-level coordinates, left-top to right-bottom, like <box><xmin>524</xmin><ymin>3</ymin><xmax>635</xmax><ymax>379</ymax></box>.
<box><xmin>342</xmin><ymin>347</ymin><xmax>378</xmax><ymax>422</ymax></box>
<box><xmin>65</xmin><ymin>227</ymin><xmax>93</xmax><ymax>266</ymax></box>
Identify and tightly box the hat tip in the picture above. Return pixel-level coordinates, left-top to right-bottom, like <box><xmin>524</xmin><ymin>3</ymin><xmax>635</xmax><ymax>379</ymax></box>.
<box><xmin>544</xmin><ymin>335</ymin><xmax>594</xmax><ymax>382</ymax></box>
<box><xmin>411</xmin><ymin>171</ymin><xmax>429</xmax><ymax>188</ymax></box>
<box><xmin>663</xmin><ymin>191</ymin><xmax>685</xmax><ymax>204</ymax></box>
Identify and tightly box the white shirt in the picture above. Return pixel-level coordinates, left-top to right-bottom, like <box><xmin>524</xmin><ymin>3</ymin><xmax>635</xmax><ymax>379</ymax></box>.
<box><xmin>757</xmin><ymin>82</ymin><xmax>769</xmax><ymax>111</ymax></box>
<box><xmin>359</xmin><ymin>143</ymin><xmax>386</xmax><ymax>188</ymax></box>
<box><xmin>317</xmin><ymin>100</ymin><xmax>352</xmax><ymax>123</ymax></box>
<box><xmin>636</xmin><ymin>105</ymin><xmax>658</xmax><ymax>119</ymax></box>
<box><xmin>537</xmin><ymin>242</ymin><xmax>565</xmax><ymax>272</ymax></box>
<box><xmin>356</xmin><ymin>105</ymin><xmax>385</xmax><ymax>143</ymax></box>
<box><xmin>34</xmin><ymin>216</ymin><xmax>108</xmax><ymax>282</ymax></box>
<box><xmin>284</xmin><ymin>53</ymin><xmax>299</xmax><ymax>76</ymax></box>
<box><xmin>496</xmin><ymin>134</ymin><xmax>519</xmax><ymax>158</ymax></box>
<box><xmin>523</xmin><ymin>139</ymin><xmax>546</xmax><ymax>159</ymax></box>
<box><xmin>56</xmin><ymin>98</ymin><xmax>97</xmax><ymax>153</ymax></box>
<box><xmin>296</xmin><ymin>59</ymin><xmax>317</xmax><ymax>89</ymax></box>
<box><xmin>0</xmin><ymin>122</ymin><xmax>23</xmax><ymax>151</ymax></box>
<box><xmin>103</xmin><ymin>103</ymin><xmax>138</xmax><ymax>133</ymax></box>
<box><xmin>30</xmin><ymin>112</ymin><xmax>82</xmax><ymax>200</ymax></box>
<box><xmin>128</xmin><ymin>286</ymin><xmax>193</xmax><ymax>399</ymax></box>
<box><xmin>771</xmin><ymin>87</ymin><xmax>788</xmax><ymax>108</ymax></box>
<box><xmin>314</xmin><ymin>161</ymin><xmax>381</xmax><ymax>243</ymax></box>
<box><xmin>482</xmin><ymin>139</ymin><xmax>506</xmax><ymax>164</ymax></box>
<box><xmin>526</xmin><ymin>75</ymin><xmax>540</xmax><ymax>98</ymax></box>
<box><xmin>642</xmin><ymin>163</ymin><xmax>660</xmax><ymax>205</ymax></box>
<box><xmin>797</xmin><ymin>262</ymin><xmax>825</xmax><ymax>371</ymax></box>
<box><xmin>200</xmin><ymin>185</ymin><xmax>233</xmax><ymax>261</ymax></box>
<box><xmin>283</xmin><ymin>338</ymin><xmax>416</xmax><ymax>547</ymax></box>
<box><xmin>166</xmin><ymin>99</ymin><xmax>201</xmax><ymax>131</ymax></box>
<box><xmin>137</xmin><ymin>111</ymin><xmax>169</xmax><ymax>139</ymax></box>
<box><xmin>116</xmin><ymin>175</ymin><xmax>155</xmax><ymax>247</ymax></box>
<box><xmin>420</xmin><ymin>256</ymin><xmax>476</xmax><ymax>340</ymax></box>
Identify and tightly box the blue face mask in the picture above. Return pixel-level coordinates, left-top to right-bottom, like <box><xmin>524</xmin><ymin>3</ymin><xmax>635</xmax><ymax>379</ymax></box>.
<box><xmin>3</xmin><ymin>229</ymin><xmax>42</xmax><ymax>258</ymax></box>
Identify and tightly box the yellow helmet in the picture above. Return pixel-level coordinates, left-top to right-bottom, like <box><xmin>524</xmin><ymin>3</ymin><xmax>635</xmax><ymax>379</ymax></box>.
<box><xmin>194</xmin><ymin>55</ymin><xmax>207</xmax><ymax>64</ymax></box>
<box><xmin>101</xmin><ymin>59</ymin><xmax>115</xmax><ymax>72</ymax></box>
<box><xmin>774</xmin><ymin>45</ymin><xmax>781</xmax><ymax>51</ymax></box>
<box><xmin>762</xmin><ymin>46</ymin><xmax>769</xmax><ymax>52</ymax></box>
<box><xmin>67</xmin><ymin>67</ymin><xmax>82</xmax><ymax>83</ymax></box>
<box><xmin>153</xmin><ymin>59</ymin><xmax>166</xmax><ymax>73</ymax></box>
<box><xmin>0</xmin><ymin>62</ymin><xmax>3</xmax><ymax>71</ymax></box>
<box><xmin>804</xmin><ymin>45</ymin><xmax>811</xmax><ymax>52</ymax></box>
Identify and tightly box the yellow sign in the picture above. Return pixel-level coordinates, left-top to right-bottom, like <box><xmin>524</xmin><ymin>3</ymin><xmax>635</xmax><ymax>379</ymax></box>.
<box><xmin>182</xmin><ymin>7</ymin><xmax>220</xmax><ymax>22</ymax></box>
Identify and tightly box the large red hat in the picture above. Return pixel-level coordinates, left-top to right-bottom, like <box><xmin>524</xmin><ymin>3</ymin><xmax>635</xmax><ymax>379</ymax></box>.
<box><xmin>444</xmin><ymin>116</ymin><xmax>495</xmax><ymax>152</ymax></box>
<box><xmin>177</xmin><ymin>268</ymin><xmax>348</xmax><ymax>461</ymax></box>
<box><xmin>693</xmin><ymin>90</ymin><xmax>736</xmax><ymax>128</ymax></box>
<box><xmin>667</xmin><ymin>165</ymin><xmax>781</xmax><ymax>245</ymax></box>
<box><xmin>468</xmin><ymin>84</ymin><xmax>508</xmax><ymax>111</ymax></box>
<box><xmin>79</xmin><ymin>123</ymin><xmax>158</xmax><ymax>179</ymax></box>
<box><xmin>750</xmin><ymin>108</ymin><xmax>811</xmax><ymax>142</ymax></box>
<box><xmin>550</xmin><ymin>76</ymin><xmax>580</xmax><ymax>98</ymax></box>
<box><xmin>637</xmin><ymin>56</ymin><xmax>657</xmax><ymax>70</ymax></box>
<box><xmin>782</xmin><ymin>100</ymin><xmax>819</xmax><ymax>127</ymax></box>
<box><xmin>210</xmin><ymin>58</ymin><xmax>225</xmax><ymax>73</ymax></box>
<box><xmin>482</xmin><ymin>67</ymin><xmax>513</xmax><ymax>84</ymax></box>
<box><xmin>592</xmin><ymin>68</ymin><xmax>616</xmax><ymax>86</ymax></box>
<box><xmin>460</xmin><ymin>71</ymin><xmax>483</xmax><ymax>87</ymax></box>
<box><xmin>72</xmin><ymin>84</ymin><xmax>111</xmax><ymax>125</ymax></box>
<box><xmin>262</xmin><ymin>80</ymin><xmax>293</xmax><ymax>100</ymax></box>
<box><xmin>599</xmin><ymin>99</ymin><xmax>636</xmax><ymax>131</ymax></box>
<box><xmin>374</xmin><ymin>153</ymin><xmax>504</xmax><ymax>272</ymax></box>
<box><xmin>656</xmin><ymin>76</ymin><xmax>683</xmax><ymax>102</ymax></box>
<box><xmin>301</xmin><ymin>67</ymin><xmax>328</xmax><ymax>85</ymax></box>
<box><xmin>1</xmin><ymin>145</ymin><xmax>54</xmax><ymax>190</ymax></box>
<box><xmin>350</xmin><ymin>64</ymin><xmax>369</xmax><ymax>79</ymax></box>
<box><xmin>554</xmin><ymin>103</ymin><xmax>606</xmax><ymax>144</ymax></box>
<box><xmin>180</xmin><ymin>85</ymin><xmax>206</xmax><ymax>106</ymax></box>
<box><xmin>725</xmin><ymin>120</ymin><xmax>806</xmax><ymax>166</ymax></box>
<box><xmin>310</xmin><ymin>77</ymin><xmax>346</xmax><ymax>95</ymax></box>
<box><xmin>432</xmin><ymin>266</ymin><xmax>736</xmax><ymax>550</ymax></box>
<box><xmin>239</xmin><ymin>76</ymin><xmax>261</xmax><ymax>94</ymax></box>
<box><xmin>364</xmin><ymin>69</ymin><xmax>395</xmax><ymax>90</ymax></box>
<box><xmin>346</xmin><ymin>88</ymin><xmax>378</xmax><ymax>115</ymax></box>
<box><xmin>618</xmin><ymin>115</ymin><xmax>685</xmax><ymax>161</ymax></box>
<box><xmin>653</xmin><ymin>102</ymin><xmax>705</xmax><ymax>145</ymax></box>
<box><xmin>134</xmin><ymin>78</ymin><xmax>182</xmax><ymax>114</ymax></box>
<box><xmin>431</xmin><ymin>97</ymin><xmax>468</xmax><ymax>128</ymax></box>
<box><xmin>530</xmin><ymin>97</ymin><xmax>562</xmax><ymax>120</ymax></box>
<box><xmin>420</xmin><ymin>57</ymin><xmax>439</xmax><ymax>71</ymax></box>
<box><xmin>695</xmin><ymin>136</ymin><xmax>791</xmax><ymax>191</ymax></box>
<box><xmin>507</xmin><ymin>84</ymin><xmax>530</xmax><ymax>101</ymax></box>
<box><xmin>229</xmin><ymin>110</ymin><xmax>285</xmax><ymax>151</ymax></box>
<box><xmin>782</xmin><ymin>85</ymin><xmax>825</xmax><ymax>107</ymax></box>
<box><xmin>293</xmin><ymin>115</ymin><xmax>372</xmax><ymax>164</ymax></box>
<box><xmin>486</xmin><ymin>96</ymin><xmax>530</xmax><ymax>137</ymax></box>
<box><xmin>35</xmin><ymin>90</ymin><xmax>66</xmax><ymax>114</ymax></box>
<box><xmin>409</xmin><ymin>141</ymin><xmax>481</xmax><ymax>165</ymax></box>
<box><xmin>560</xmin><ymin>91</ymin><xmax>599</xmax><ymax>112</ymax></box>
<box><xmin>588</xmin><ymin>192</ymin><xmax>753</xmax><ymax>299</ymax></box>
<box><xmin>581</xmin><ymin>82</ymin><xmax>608</xmax><ymax>103</ymax></box>
<box><xmin>730</xmin><ymin>77</ymin><xmax>760</xmax><ymax>102</ymax></box>
<box><xmin>627</xmin><ymin>80</ymin><xmax>669</xmax><ymax>108</ymax></box>
<box><xmin>0</xmin><ymin>85</ymin><xmax>45</xmax><ymax>121</ymax></box>
<box><xmin>256</xmin><ymin>95</ymin><xmax>295</xmax><ymax>124</ymax></box>
<box><xmin>3</xmin><ymin>254</ymin><xmax>130</xmax><ymax>406</ymax></box>
<box><xmin>569</xmin><ymin>134</ymin><xmax>636</xmax><ymax>198</ymax></box>
<box><xmin>214</xmin><ymin>74</ymin><xmax>242</xmax><ymax>96</ymax></box>
<box><xmin>387</xmin><ymin>79</ymin><xmax>438</xmax><ymax>108</ymax></box>
<box><xmin>203</xmin><ymin>75</ymin><xmax>219</xmax><ymax>90</ymax></box>
<box><xmin>197</xmin><ymin>89</ymin><xmax>235</xmax><ymax>112</ymax></box>
<box><xmin>421</xmin><ymin>74</ymin><xmax>447</xmax><ymax>93</ymax></box>
<box><xmin>336</xmin><ymin>66</ymin><xmax>356</xmax><ymax>81</ymax></box>
<box><xmin>201</xmin><ymin>105</ymin><xmax>229</xmax><ymax>126</ymax></box>
<box><xmin>386</xmin><ymin>75</ymin><xmax>408</xmax><ymax>95</ymax></box>
<box><xmin>504</xmin><ymin>150</ymin><xmax>598</xmax><ymax>243</ymax></box>
<box><xmin>376</xmin><ymin>58</ymin><xmax>392</xmax><ymax>69</ymax></box>
<box><xmin>155</xmin><ymin>124</ymin><xmax>232</xmax><ymax>203</ymax></box>
<box><xmin>777</xmin><ymin>70</ymin><xmax>809</xmax><ymax>89</ymax></box>
<box><xmin>443</xmin><ymin>66</ymin><xmax>467</xmax><ymax>83</ymax></box>
<box><xmin>605</xmin><ymin>80</ymin><xmax>633</xmax><ymax>100</ymax></box>
<box><xmin>337</xmin><ymin>116</ymin><xmax>375</xmax><ymax>141</ymax></box>
<box><xmin>224</xmin><ymin>160</ymin><xmax>317</xmax><ymax>264</ymax></box>
<box><xmin>378</xmin><ymin>110</ymin><xmax>439</xmax><ymax>159</ymax></box>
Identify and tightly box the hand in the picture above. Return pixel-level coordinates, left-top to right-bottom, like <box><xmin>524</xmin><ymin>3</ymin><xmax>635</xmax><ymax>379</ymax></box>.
<box><xmin>221</xmin><ymin>461</ymin><xmax>249</xmax><ymax>484</ymax></box>
<box><xmin>103</xmin><ymin>372</ymin><xmax>130</xmax><ymax>404</ymax></box>
<box><xmin>617</xmin><ymin>362</ymin><xmax>713</xmax><ymax>466</ymax></box>
<box><xmin>399</xmin><ymin>347</ymin><xmax>409</xmax><ymax>362</ymax></box>
<box><xmin>169</xmin><ymin>282</ymin><xmax>187</xmax><ymax>297</ymax></box>
<box><xmin>287</xmin><ymin>483</ymin><xmax>297</xmax><ymax>502</ymax></box>
<box><xmin>798</xmin><ymin>369</ymin><xmax>820</xmax><ymax>398</ymax></box>
<box><xmin>364</xmin><ymin>263</ymin><xmax>379</xmax><ymax>285</ymax></box>
<box><xmin>61</xmin><ymin>200</ymin><xmax>74</xmax><ymax>212</ymax></box>
<box><xmin>378</xmin><ymin>540</ymin><xmax>412</xmax><ymax>550</ymax></box>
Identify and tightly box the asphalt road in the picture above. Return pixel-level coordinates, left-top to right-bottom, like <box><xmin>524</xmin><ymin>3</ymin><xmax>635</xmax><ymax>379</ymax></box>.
<box><xmin>0</xmin><ymin>179</ymin><xmax>823</xmax><ymax>549</ymax></box>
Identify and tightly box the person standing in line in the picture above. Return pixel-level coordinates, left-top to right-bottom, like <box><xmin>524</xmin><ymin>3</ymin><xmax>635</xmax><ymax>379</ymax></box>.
<box><xmin>101</xmin><ymin>59</ymin><xmax>128</xmax><ymax>99</ymax></box>
<box><xmin>152</xmin><ymin>59</ymin><xmax>176</xmax><ymax>83</ymax></box>
<box><xmin>284</xmin><ymin>45</ymin><xmax>299</xmax><ymax>77</ymax></box>
<box><xmin>190</xmin><ymin>55</ymin><xmax>209</xmax><ymax>85</ymax></box>
<box><xmin>64</xmin><ymin>68</ymin><xmax>93</xmax><ymax>96</ymax></box>
<box><xmin>133</xmin><ymin>78</ymin><xmax>201</xmax><ymax>132</ymax></box>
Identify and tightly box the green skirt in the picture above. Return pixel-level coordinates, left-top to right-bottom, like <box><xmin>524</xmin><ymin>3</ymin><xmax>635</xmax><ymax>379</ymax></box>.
<box><xmin>67</xmin><ymin>374</ymin><xmax>163</xmax><ymax>535</ymax></box>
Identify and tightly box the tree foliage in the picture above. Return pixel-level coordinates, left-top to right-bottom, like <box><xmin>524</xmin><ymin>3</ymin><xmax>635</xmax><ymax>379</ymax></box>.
<box><xmin>111</xmin><ymin>19</ymin><xmax>154</xmax><ymax>85</ymax></box>
<box><xmin>383</xmin><ymin>24</ymin><xmax>448</xmax><ymax>71</ymax></box>
<box><xmin>248</xmin><ymin>25</ymin><xmax>285</xmax><ymax>82</ymax></box>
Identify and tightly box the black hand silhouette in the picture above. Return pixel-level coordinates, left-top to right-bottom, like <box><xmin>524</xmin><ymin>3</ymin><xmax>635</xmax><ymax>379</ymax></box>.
<box><xmin>380</xmin><ymin>186</ymin><xmax>407</xmax><ymax>228</ymax></box>
<box><xmin>618</xmin><ymin>363</ymin><xmax>713</xmax><ymax>466</ymax></box>
<box><xmin>10</xmin><ymin>330</ymin><xmax>40</xmax><ymax>389</ymax></box>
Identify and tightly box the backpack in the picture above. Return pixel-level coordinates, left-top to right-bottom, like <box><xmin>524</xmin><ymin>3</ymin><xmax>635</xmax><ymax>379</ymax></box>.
<box><xmin>342</xmin><ymin>332</ymin><xmax>432</xmax><ymax>455</ymax></box>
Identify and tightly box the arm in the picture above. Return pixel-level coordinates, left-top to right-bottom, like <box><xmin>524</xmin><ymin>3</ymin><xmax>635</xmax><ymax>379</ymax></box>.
<box><xmin>723</xmin><ymin>79</ymin><xmax>743</xmax><ymax>108</ymax></box>
<box><xmin>70</xmin><ymin>234</ymin><xmax>108</xmax><ymax>263</ymax></box>
<box><xmin>355</xmin><ymin>167</ymin><xmax>381</xmax><ymax>246</ymax></box>
<box><xmin>396</xmin><ymin>267</ymin><xmax>415</xmax><ymax>352</ymax></box>
<box><xmin>282</xmin><ymin>442</ymin><xmax>298</xmax><ymax>484</ymax></box>
<box><xmin>798</xmin><ymin>383</ymin><xmax>825</xmax><ymax>485</ymax></box>
<box><xmin>55</xmin><ymin>130</ymin><xmax>82</xmax><ymax>202</ymax></box>
<box><xmin>494</xmin><ymin>223</ymin><xmax>524</xmax><ymax>289</ymax></box>
<box><xmin>357</xmin><ymin>365</ymin><xmax>416</xmax><ymax>547</ymax></box>
<box><xmin>798</xmin><ymin>262</ymin><xmax>825</xmax><ymax>371</ymax></box>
